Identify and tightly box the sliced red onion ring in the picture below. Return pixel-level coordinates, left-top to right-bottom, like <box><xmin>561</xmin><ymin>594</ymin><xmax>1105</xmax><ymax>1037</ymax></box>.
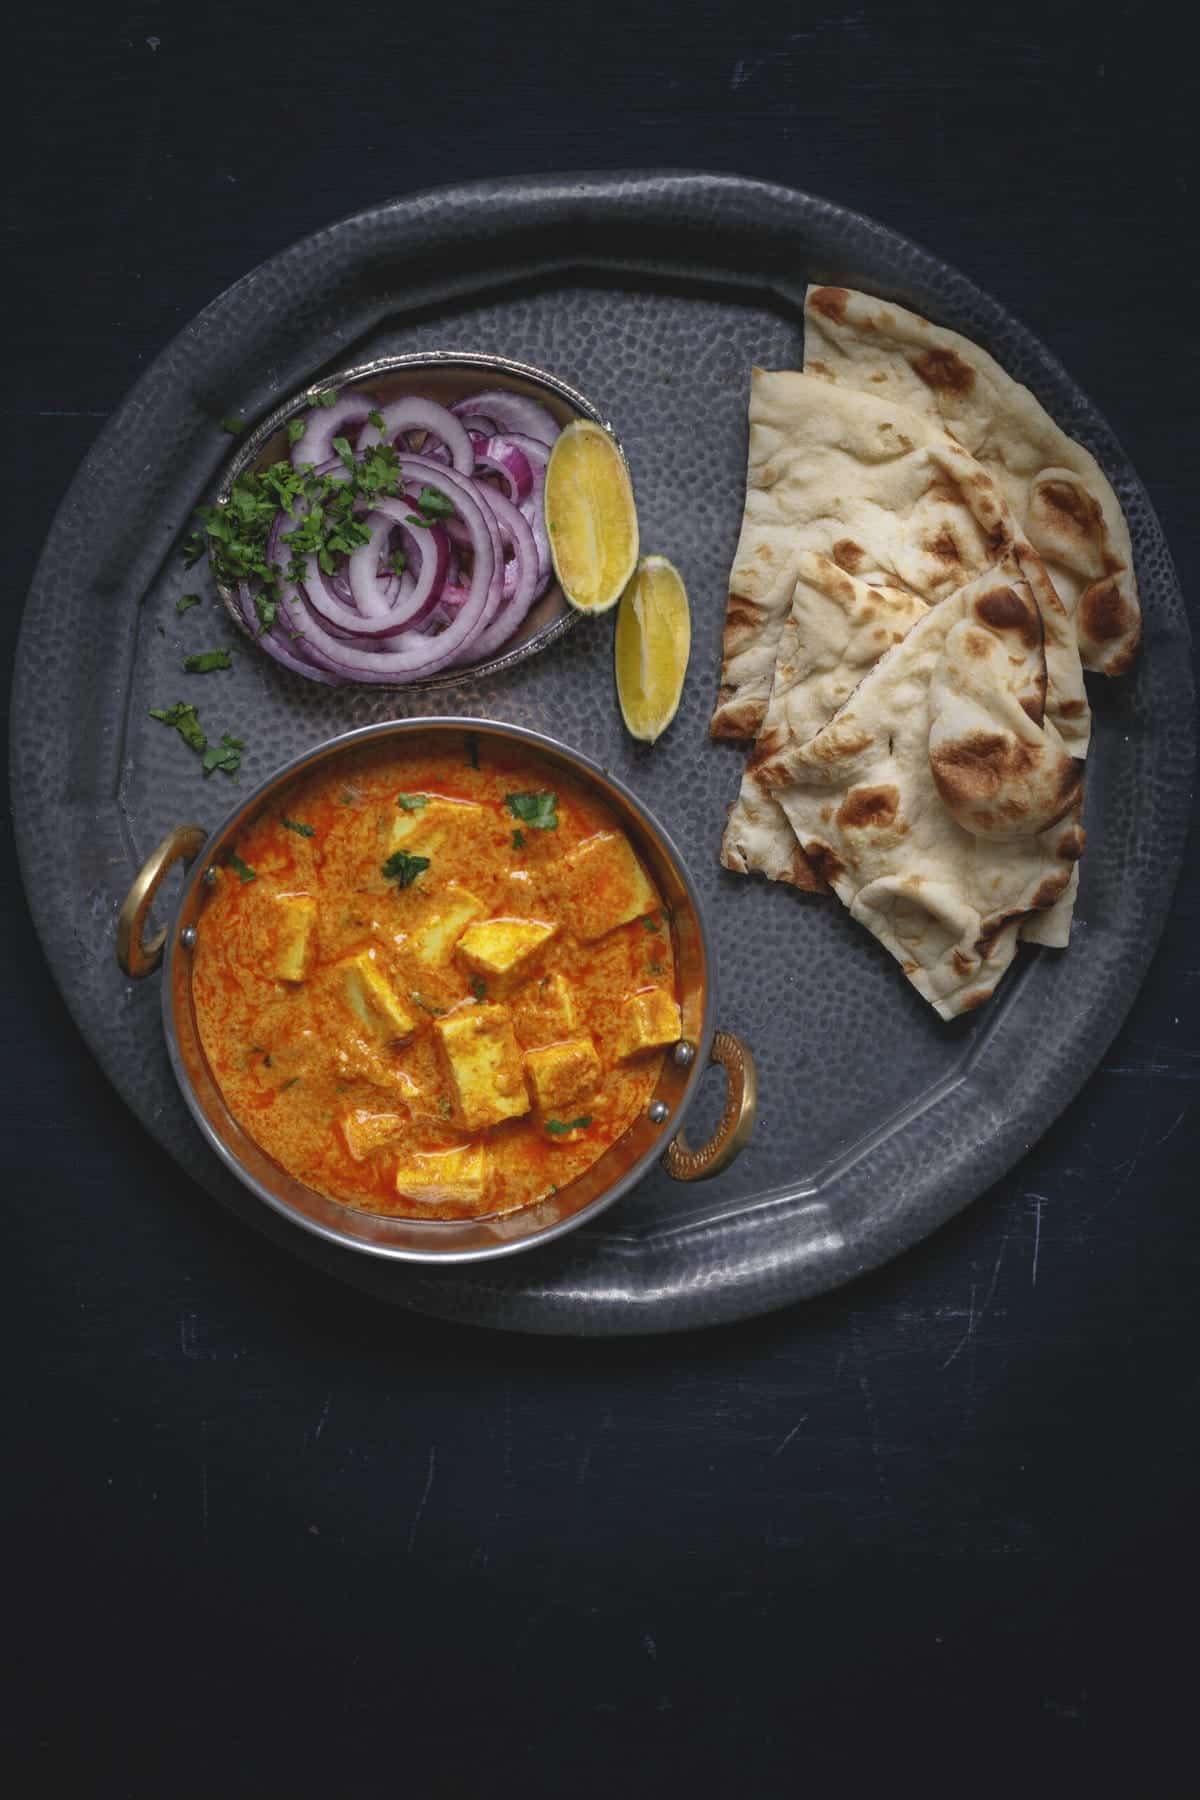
<box><xmin>451</xmin><ymin>390</ymin><xmax>559</xmax><ymax>447</ymax></box>
<box><xmin>236</xmin><ymin>583</ymin><xmax>339</xmax><ymax>685</ymax></box>
<box><xmin>460</xmin><ymin>485</ymin><xmax>541</xmax><ymax>660</ymax></box>
<box><xmin>289</xmin><ymin>394</ymin><xmax>374</xmax><ymax>470</ymax></box>
<box><xmin>347</xmin><ymin>502</ymin><xmax>449</xmax><ymax>629</ymax></box>
<box><xmin>357</xmin><ymin>398</ymin><xmax>475</xmax><ymax>474</ymax></box>
<box><xmin>472</xmin><ymin>435</ymin><xmax>534</xmax><ymax>503</ymax></box>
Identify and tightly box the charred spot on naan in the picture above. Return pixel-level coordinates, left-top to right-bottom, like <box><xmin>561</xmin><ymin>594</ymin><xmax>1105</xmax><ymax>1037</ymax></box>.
<box><xmin>803</xmin><ymin>841</ymin><xmax>848</xmax><ymax>886</ymax></box>
<box><xmin>1056</xmin><ymin>823</ymin><xmax>1087</xmax><ymax>861</ymax></box>
<box><xmin>1036</xmin><ymin>477</ymin><xmax>1104</xmax><ymax>537</ymax></box>
<box><xmin>923</xmin><ymin>526</ymin><xmax>967</xmax><ymax>567</ymax></box>
<box><xmin>831</xmin><ymin>538</ymin><xmax>867</xmax><ymax>574</ymax></box>
<box><xmin>835</xmin><ymin>785</ymin><xmax>901</xmax><ymax>831</ymax></box>
<box><xmin>912</xmin><ymin>346</ymin><xmax>976</xmax><ymax>395</ymax></box>
<box><xmin>931</xmin><ymin>729</ymin><xmax>1083</xmax><ymax>822</ymax></box>
<box><xmin>808</xmin><ymin>286</ymin><xmax>852</xmax><ymax>323</ymax></box>
<box><xmin>973</xmin><ymin>583</ymin><xmax>1041</xmax><ymax>648</ymax></box>
<box><xmin>957</xmin><ymin>987</ymin><xmax>996</xmax><ymax>1013</ymax></box>
<box><xmin>1078</xmin><ymin>577</ymin><xmax>1138</xmax><ymax>646</ymax></box>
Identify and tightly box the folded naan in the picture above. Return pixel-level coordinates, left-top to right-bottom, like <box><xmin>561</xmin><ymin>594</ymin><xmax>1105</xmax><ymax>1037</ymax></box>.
<box><xmin>755</xmin><ymin>563</ymin><xmax>1085</xmax><ymax>1019</ymax></box>
<box><xmin>715</xmin><ymin>373</ymin><xmax>1089</xmax><ymax>952</ymax></box>
<box><xmin>721</xmin><ymin>554</ymin><xmax>927</xmax><ymax>890</ymax></box>
<box><xmin>803</xmin><ymin>286</ymin><xmax>1141</xmax><ymax>675</ymax></box>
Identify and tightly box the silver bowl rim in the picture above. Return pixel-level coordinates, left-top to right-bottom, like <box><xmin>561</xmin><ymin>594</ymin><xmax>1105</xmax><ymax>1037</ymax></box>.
<box><xmin>212</xmin><ymin>350</ymin><xmax>617</xmax><ymax>691</ymax></box>
<box><xmin>159</xmin><ymin>715</ymin><xmax>718</xmax><ymax>1265</ymax></box>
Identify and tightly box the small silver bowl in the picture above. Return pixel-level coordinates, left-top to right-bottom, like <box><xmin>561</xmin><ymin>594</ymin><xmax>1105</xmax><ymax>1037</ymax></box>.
<box><xmin>211</xmin><ymin>351</ymin><xmax>616</xmax><ymax>690</ymax></box>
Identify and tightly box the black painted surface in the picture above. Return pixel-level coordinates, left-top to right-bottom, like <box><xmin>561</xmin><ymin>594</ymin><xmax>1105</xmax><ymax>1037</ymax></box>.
<box><xmin>4</xmin><ymin>2</ymin><xmax>1195</xmax><ymax>1790</ymax></box>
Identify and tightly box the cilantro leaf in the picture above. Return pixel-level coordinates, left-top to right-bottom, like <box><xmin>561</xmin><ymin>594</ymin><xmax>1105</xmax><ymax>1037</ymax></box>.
<box><xmin>182</xmin><ymin>532</ymin><xmax>207</xmax><ymax>568</ymax></box>
<box><xmin>254</xmin><ymin>590</ymin><xmax>278</xmax><ymax>633</ymax></box>
<box><xmin>281</xmin><ymin>817</ymin><xmax>315</xmax><ymax>837</ymax></box>
<box><xmin>642</xmin><ymin>915</ymin><xmax>662</xmax><ymax>934</ymax></box>
<box><xmin>228</xmin><ymin>852</ymin><xmax>256</xmax><ymax>883</ymax></box>
<box><xmin>505</xmin><ymin>791</ymin><xmax>558</xmax><ymax>831</ymax></box>
<box><xmin>313</xmin><ymin>389</ymin><xmax>338</xmax><ymax>408</ymax></box>
<box><xmin>382</xmin><ymin>850</ymin><xmax>430</xmax><ymax>889</ymax></box>
<box><xmin>415</xmin><ymin>485</ymin><xmax>455</xmax><ymax>520</ymax></box>
<box><xmin>512</xmin><ymin>829</ymin><xmax>525</xmax><ymax>850</ymax></box>
<box><xmin>331</xmin><ymin>435</ymin><xmax>356</xmax><ymax>473</ymax></box>
<box><xmin>390</xmin><ymin>549</ymin><xmax>408</xmax><ymax>577</ymax></box>
<box><xmin>222</xmin><ymin>415</ymin><xmax>245</xmax><ymax>435</ymax></box>
<box><xmin>545</xmin><ymin>1116</ymin><xmax>592</xmax><ymax>1136</ymax></box>
<box><xmin>176</xmin><ymin>593</ymin><xmax>202</xmax><ymax>615</ymax></box>
<box><xmin>368</xmin><ymin>409</ymin><xmax>385</xmax><ymax>430</ymax></box>
<box><xmin>149</xmin><ymin>702</ymin><xmax>207</xmax><ymax>753</ymax></box>
<box><xmin>202</xmin><ymin>734</ymin><xmax>244</xmax><ymax>778</ymax></box>
<box><xmin>184</xmin><ymin>649</ymin><xmax>233</xmax><ymax>673</ymax></box>
<box><xmin>287</xmin><ymin>418</ymin><xmax>306</xmax><ymax>446</ymax></box>
<box><xmin>410</xmin><ymin>991</ymin><xmax>445</xmax><ymax>1017</ymax></box>
<box><xmin>396</xmin><ymin>794</ymin><xmax>428</xmax><ymax>812</ymax></box>
<box><xmin>470</xmin><ymin>975</ymin><xmax>488</xmax><ymax>1003</ymax></box>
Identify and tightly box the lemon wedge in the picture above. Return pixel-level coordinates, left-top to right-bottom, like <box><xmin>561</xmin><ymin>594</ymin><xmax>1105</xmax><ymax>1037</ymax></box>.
<box><xmin>614</xmin><ymin>556</ymin><xmax>691</xmax><ymax>743</ymax></box>
<box><xmin>544</xmin><ymin>420</ymin><xmax>639</xmax><ymax>613</ymax></box>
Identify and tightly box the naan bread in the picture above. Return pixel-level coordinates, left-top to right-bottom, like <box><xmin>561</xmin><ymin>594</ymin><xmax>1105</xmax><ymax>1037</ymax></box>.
<box><xmin>803</xmin><ymin>285</ymin><xmax>1141</xmax><ymax>675</ymax></box>
<box><xmin>715</xmin><ymin>373</ymin><xmax>1089</xmax><ymax>954</ymax></box>
<box><xmin>712</xmin><ymin>370</ymin><xmax>1088</xmax><ymax>755</ymax></box>
<box><xmin>721</xmin><ymin>554</ymin><xmax>927</xmax><ymax>890</ymax></box>
<box><xmin>755</xmin><ymin>563</ymin><xmax>1085</xmax><ymax>1019</ymax></box>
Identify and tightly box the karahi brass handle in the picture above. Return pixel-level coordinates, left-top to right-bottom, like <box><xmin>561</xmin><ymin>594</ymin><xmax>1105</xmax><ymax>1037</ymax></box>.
<box><xmin>662</xmin><ymin>1030</ymin><xmax>757</xmax><ymax>1182</ymax></box>
<box><xmin>116</xmin><ymin>825</ymin><xmax>207</xmax><ymax>979</ymax></box>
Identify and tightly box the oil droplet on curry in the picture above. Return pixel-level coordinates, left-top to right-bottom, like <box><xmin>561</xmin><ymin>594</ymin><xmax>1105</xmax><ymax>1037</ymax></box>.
<box><xmin>191</xmin><ymin>739</ymin><xmax>681</xmax><ymax>1219</ymax></box>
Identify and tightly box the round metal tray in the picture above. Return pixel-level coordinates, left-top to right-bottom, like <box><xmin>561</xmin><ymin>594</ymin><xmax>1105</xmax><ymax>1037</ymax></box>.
<box><xmin>10</xmin><ymin>171</ymin><xmax>1194</xmax><ymax>1334</ymax></box>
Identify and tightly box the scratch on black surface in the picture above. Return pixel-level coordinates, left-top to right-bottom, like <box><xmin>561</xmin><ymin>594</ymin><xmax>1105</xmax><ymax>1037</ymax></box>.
<box><xmin>312</xmin><ymin>1393</ymin><xmax>331</xmax><ymax>1443</ymax></box>
<box><xmin>773</xmin><ymin>1416</ymin><xmax>809</xmax><ymax>1456</ymax></box>
<box><xmin>406</xmin><ymin>1446</ymin><xmax>437</xmax><ymax>1556</ymax></box>
<box><xmin>1027</xmin><ymin>1194</ymin><xmax>1046</xmax><ymax>1287</ymax></box>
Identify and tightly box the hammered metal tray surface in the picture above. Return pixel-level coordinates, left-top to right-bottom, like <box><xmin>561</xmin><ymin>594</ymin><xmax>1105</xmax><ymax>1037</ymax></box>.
<box><xmin>11</xmin><ymin>172</ymin><xmax>1193</xmax><ymax>1334</ymax></box>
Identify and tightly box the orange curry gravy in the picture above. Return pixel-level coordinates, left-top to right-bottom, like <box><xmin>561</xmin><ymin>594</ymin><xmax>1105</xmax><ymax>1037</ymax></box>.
<box><xmin>191</xmin><ymin>737</ymin><xmax>680</xmax><ymax>1219</ymax></box>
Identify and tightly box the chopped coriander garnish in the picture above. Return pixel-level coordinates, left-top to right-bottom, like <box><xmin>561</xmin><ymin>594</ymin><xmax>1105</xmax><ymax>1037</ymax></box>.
<box><xmin>415</xmin><ymin>485</ymin><xmax>455</xmax><ymax>520</ymax></box>
<box><xmin>253</xmin><ymin>590</ymin><xmax>278</xmax><ymax>634</ymax></box>
<box><xmin>338</xmin><ymin>788</ymin><xmax>357</xmax><ymax>805</ymax></box>
<box><xmin>512</xmin><ymin>828</ymin><xmax>525</xmax><ymax>850</ymax></box>
<box><xmin>182</xmin><ymin>531</ymin><xmax>207</xmax><ymax>568</ymax></box>
<box><xmin>382</xmin><ymin>850</ymin><xmax>430</xmax><ymax>889</ymax></box>
<box><xmin>396</xmin><ymin>793</ymin><xmax>428</xmax><ymax>812</ymax></box>
<box><xmin>642</xmin><ymin>915</ymin><xmax>662</xmax><ymax>934</ymax></box>
<box><xmin>287</xmin><ymin>418</ymin><xmax>306</xmax><ymax>446</ymax></box>
<box><xmin>470</xmin><ymin>975</ymin><xmax>488</xmax><ymax>1003</ymax></box>
<box><xmin>465</xmin><ymin>733</ymin><xmax>480</xmax><ymax>769</ymax></box>
<box><xmin>506</xmin><ymin>791</ymin><xmax>558</xmax><ymax>831</ymax></box>
<box><xmin>331</xmin><ymin>435</ymin><xmax>356</xmax><ymax>473</ymax></box>
<box><xmin>280</xmin><ymin>1076</ymin><xmax>301</xmax><ymax>1091</ymax></box>
<box><xmin>228</xmin><ymin>851</ymin><xmax>256</xmax><ymax>883</ymax></box>
<box><xmin>389</xmin><ymin>549</ymin><xmax>408</xmax><ymax>577</ymax></box>
<box><xmin>647</xmin><ymin>960</ymin><xmax>665</xmax><ymax>976</ymax></box>
<box><xmin>436</xmin><ymin>1096</ymin><xmax>453</xmax><ymax>1118</ymax></box>
<box><xmin>184</xmin><ymin>649</ymin><xmax>233</xmax><ymax>674</ymax></box>
<box><xmin>202</xmin><ymin>734</ymin><xmax>244</xmax><ymax>778</ymax></box>
<box><xmin>313</xmin><ymin>389</ymin><xmax>338</xmax><ymax>408</ymax></box>
<box><xmin>149</xmin><ymin>701</ymin><xmax>207</xmax><ymax>753</ymax></box>
<box><xmin>368</xmin><ymin>409</ymin><xmax>385</xmax><ymax>430</ymax></box>
<box><xmin>410</xmin><ymin>991</ymin><xmax>445</xmax><ymax>1017</ymax></box>
<box><xmin>546</xmin><ymin>1116</ymin><xmax>592</xmax><ymax>1136</ymax></box>
<box><xmin>221</xmin><ymin>415</ymin><xmax>245</xmax><ymax>435</ymax></box>
<box><xmin>281</xmin><ymin>817</ymin><xmax>314</xmax><ymax>837</ymax></box>
<box><xmin>176</xmin><ymin>592</ymin><xmax>202</xmax><ymax>615</ymax></box>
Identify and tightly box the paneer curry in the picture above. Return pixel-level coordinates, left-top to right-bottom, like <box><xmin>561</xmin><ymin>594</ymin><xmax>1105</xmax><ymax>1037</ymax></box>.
<box><xmin>191</xmin><ymin>736</ymin><xmax>682</xmax><ymax>1219</ymax></box>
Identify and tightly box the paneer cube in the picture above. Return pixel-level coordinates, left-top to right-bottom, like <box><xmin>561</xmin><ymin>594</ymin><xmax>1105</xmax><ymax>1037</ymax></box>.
<box><xmin>411</xmin><ymin>886</ymin><xmax>486</xmax><ymax>965</ymax></box>
<box><xmin>387</xmin><ymin>797</ymin><xmax>484</xmax><ymax>856</ymax></box>
<box><xmin>612</xmin><ymin>988</ymin><xmax>682</xmax><ymax>1061</ymax></box>
<box><xmin>559</xmin><ymin>832</ymin><xmax>659</xmax><ymax>941</ymax></box>
<box><xmin>510</xmin><ymin>971</ymin><xmax>578</xmax><ymax>1048</ymax></box>
<box><xmin>524</xmin><ymin>1037</ymin><xmax>601</xmax><ymax>1114</ymax></box>
<box><xmin>338</xmin><ymin>949</ymin><xmax>418</xmax><ymax>1042</ymax></box>
<box><xmin>271</xmin><ymin>893</ymin><xmax>317</xmax><ymax>982</ymax></box>
<box><xmin>394</xmin><ymin>1144</ymin><xmax>487</xmax><ymax>1207</ymax></box>
<box><xmin>339</xmin><ymin>1109</ymin><xmax>409</xmax><ymax>1162</ymax></box>
<box><xmin>434</xmin><ymin>1003</ymin><xmax>530</xmax><ymax>1130</ymax></box>
<box><xmin>456</xmin><ymin>917</ymin><xmax>558</xmax><ymax>984</ymax></box>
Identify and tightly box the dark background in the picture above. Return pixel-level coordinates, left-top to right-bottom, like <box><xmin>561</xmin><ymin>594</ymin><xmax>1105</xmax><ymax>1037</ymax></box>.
<box><xmin>6</xmin><ymin>3</ymin><xmax>1196</xmax><ymax>1792</ymax></box>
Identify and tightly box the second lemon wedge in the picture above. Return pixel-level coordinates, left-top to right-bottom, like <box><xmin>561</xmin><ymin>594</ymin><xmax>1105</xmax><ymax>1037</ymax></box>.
<box><xmin>544</xmin><ymin>420</ymin><xmax>639</xmax><ymax>613</ymax></box>
<box><xmin>614</xmin><ymin>556</ymin><xmax>691</xmax><ymax>743</ymax></box>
